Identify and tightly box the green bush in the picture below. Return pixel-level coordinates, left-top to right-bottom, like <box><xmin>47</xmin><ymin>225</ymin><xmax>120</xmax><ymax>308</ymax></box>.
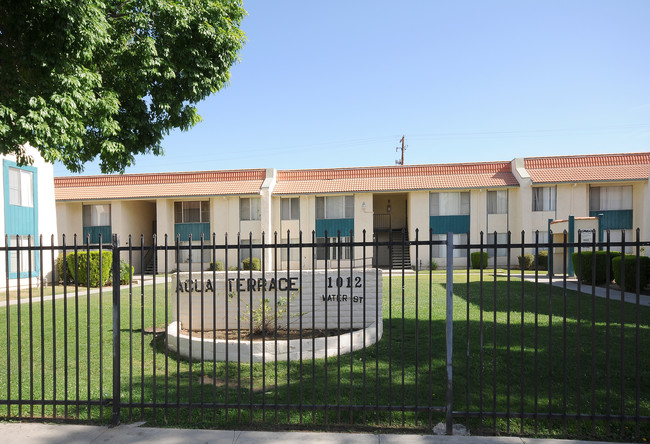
<box><xmin>470</xmin><ymin>251</ymin><xmax>488</xmax><ymax>269</ymax></box>
<box><xmin>536</xmin><ymin>250</ymin><xmax>549</xmax><ymax>270</ymax></box>
<box><xmin>242</xmin><ymin>257</ymin><xmax>261</xmax><ymax>271</ymax></box>
<box><xmin>612</xmin><ymin>255</ymin><xmax>650</xmax><ymax>292</ymax></box>
<box><xmin>430</xmin><ymin>260</ymin><xmax>438</xmax><ymax>271</ymax></box>
<box><xmin>118</xmin><ymin>259</ymin><xmax>134</xmax><ymax>285</ymax></box>
<box><xmin>56</xmin><ymin>254</ymin><xmax>71</xmax><ymax>283</ymax></box>
<box><xmin>65</xmin><ymin>251</ymin><xmax>113</xmax><ymax>287</ymax></box>
<box><xmin>571</xmin><ymin>250</ymin><xmax>622</xmax><ymax>285</ymax></box>
<box><xmin>228</xmin><ymin>266</ymin><xmax>238</xmax><ymax>271</ymax></box>
<box><xmin>518</xmin><ymin>254</ymin><xmax>535</xmax><ymax>270</ymax></box>
<box><xmin>209</xmin><ymin>260</ymin><xmax>224</xmax><ymax>271</ymax></box>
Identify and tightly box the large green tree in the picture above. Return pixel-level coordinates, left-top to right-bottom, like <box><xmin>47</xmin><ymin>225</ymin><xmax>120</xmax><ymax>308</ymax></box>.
<box><xmin>0</xmin><ymin>0</ymin><xmax>246</xmax><ymax>173</ymax></box>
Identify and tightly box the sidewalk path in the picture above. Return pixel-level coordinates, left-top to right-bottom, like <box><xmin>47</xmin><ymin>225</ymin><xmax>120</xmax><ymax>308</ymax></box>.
<box><xmin>512</xmin><ymin>274</ymin><xmax>650</xmax><ymax>307</ymax></box>
<box><xmin>0</xmin><ymin>422</ymin><xmax>618</xmax><ymax>444</ymax></box>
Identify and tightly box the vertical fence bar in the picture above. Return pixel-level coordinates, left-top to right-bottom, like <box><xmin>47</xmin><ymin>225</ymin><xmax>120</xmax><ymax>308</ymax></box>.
<box><xmin>112</xmin><ymin>234</ymin><xmax>121</xmax><ymax>425</ymax></box>
<box><xmin>492</xmin><ymin>231</ymin><xmax>497</xmax><ymax>433</ymax></box>
<box><xmin>164</xmin><ymin>234</ymin><xmax>169</xmax><ymax>424</ymax></box>
<box><xmin>4</xmin><ymin>235</ymin><xmax>10</xmax><ymax>418</ymax></box>
<box><xmin>619</xmin><ymin>230</ymin><xmax>626</xmax><ymax>440</ymax></box>
<box><xmin>85</xmin><ymin>235</ymin><xmax>91</xmax><ymax>419</ymax></box>
<box><xmin>99</xmin><ymin>235</ymin><xmax>105</xmax><ymax>421</ymax></box>
<box><xmin>51</xmin><ymin>235</ymin><xmax>57</xmax><ymax>420</ymax></box>
<box><xmin>28</xmin><ymin>236</ymin><xmax>34</xmax><ymax>418</ymax></box>
<box><xmin>74</xmin><ymin>235</ymin><xmax>80</xmax><ymax>419</ymax></box>
<box><xmin>505</xmin><ymin>231</ymin><xmax>512</xmax><ymax>433</ymax></box>
<box><xmin>445</xmin><ymin>231</ymin><xmax>454</xmax><ymax>435</ymax></box>
<box><xmin>127</xmin><ymin>235</ymin><xmax>133</xmax><ymax>421</ymax></box>
<box><xmin>634</xmin><ymin>229</ymin><xmax>641</xmax><ymax>440</ymax></box>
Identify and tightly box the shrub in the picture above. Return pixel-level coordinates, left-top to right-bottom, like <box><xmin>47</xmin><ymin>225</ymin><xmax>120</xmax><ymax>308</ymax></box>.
<box><xmin>536</xmin><ymin>250</ymin><xmax>549</xmax><ymax>270</ymax></box>
<box><xmin>612</xmin><ymin>255</ymin><xmax>650</xmax><ymax>292</ymax></box>
<box><xmin>242</xmin><ymin>257</ymin><xmax>261</xmax><ymax>271</ymax></box>
<box><xmin>118</xmin><ymin>259</ymin><xmax>134</xmax><ymax>285</ymax></box>
<box><xmin>209</xmin><ymin>260</ymin><xmax>224</xmax><ymax>271</ymax></box>
<box><xmin>518</xmin><ymin>254</ymin><xmax>535</xmax><ymax>270</ymax></box>
<box><xmin>56</xmin><ymin>254</ymin><xmax>71</xmax><ymax>284</ymax></box>
<box><xmin>470</xmin><ymin>251</ymin><xmax>488</xmax><ymax>269</ymax></box>
<box><xmin>65</xmin><ymin>251</ymin><xmax>112</xmax><ymax>287</ymax></box>
<box><xmin>228</xmin><ymin>266</ymin><xmax>238</xmax><ymax>271</ymax></box>
<box><xmin>430</xmin><ymin>260</ymin><xmax>438</xmax><ymax>271</ymax></box>
<box><xmin>571</xmin><ymin>250</ymin><xmax>622</xmax><ymax>285</ymax></box>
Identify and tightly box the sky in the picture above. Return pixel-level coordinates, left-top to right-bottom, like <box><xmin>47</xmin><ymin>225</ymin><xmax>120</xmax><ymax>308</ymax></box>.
<box><xmin>54</xmin><ymin>0</ymin><xmax>650</xmax><ymax>177</ymax></box>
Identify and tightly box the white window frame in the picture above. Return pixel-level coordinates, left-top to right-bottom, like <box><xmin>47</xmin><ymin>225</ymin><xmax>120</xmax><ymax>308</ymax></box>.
<box><xmin>316</xmin><ymin>195</ymin><xmax>354</xmax><ymax>219</ymax></box>
<box><xmin>240</xmin><ymin>197</ymin><xmax>261</xmax><ymax>221</ymax></box>
<box><xmin>429</xmin><ymin>192</ymin><xmax>470</xmax><ymax>216</ymax></box>
<box><xmin>281</xmin><ymin>197</ymin><xmax>300</xmax><ymax>220</ymax></box>
<box><xmin>487</xmin><ymin>190</ymin><xmax>508</xmax><ymax>215</ymax></box>
<box><xmin>8</xmin><ymin>167</ymin><xmax>34</xmax><ymax>208</ymax></box>
<box><xmin>316</xmin><ymin>236</ymin><xmax>352</xmax><ymax>260</ymax></box>
<box><xmin>431</xmin><ymin>233</ymin><xmax>468</xmax><ymax>258</ymax></box>
<box><xmin>589</xmin><ymin>185</ymin><xmax>633</xmax><ymax>211</ymax></box>
<box><xmin>83</xmin><ymin>204</ymin><xmax>111</xmax><ymax>227</ymax></box>
<box><xmin>532</xmin><ymin>186</ymin><xmax>556</xmax><ymax>212</ymax></box>
<box><xmin>174</xmin><ymin>201</ymin><xmax>210</xmax><ymax>224</ymax></box>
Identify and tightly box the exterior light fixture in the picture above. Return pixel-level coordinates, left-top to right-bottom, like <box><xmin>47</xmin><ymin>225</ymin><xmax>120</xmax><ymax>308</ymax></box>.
<box><xmin>387</xmin><ymin>200</ymin><xmax>391</xmax><ymax>213</ymax></box>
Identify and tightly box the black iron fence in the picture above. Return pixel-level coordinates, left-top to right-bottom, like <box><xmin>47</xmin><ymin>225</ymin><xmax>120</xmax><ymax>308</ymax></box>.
<box><xmin>0</xmin><ymin>230</ymin><xmax>648</xmax><ymax>441</ymax></box>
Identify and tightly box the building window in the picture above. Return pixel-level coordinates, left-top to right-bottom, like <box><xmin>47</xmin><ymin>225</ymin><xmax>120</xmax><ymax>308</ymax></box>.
<box><xmin>8</xmin><ymin>167</ymin><xmax>34</xmax><ymax>207</ymax></box>
<box><xmin>175</xmin><ymin>201</ymin><xmax>209</xmax><ymax>223</ymax></box>
<box><xmin>281</xmin><ymin>197</ymin><xmax>300</xmax><ymax>220</ymax></box>
<box><xmin>532</xmin><ymin>187</ymin><xmax>556</xmax><ymax>212</ymax></box>
<box><xmin>316</xmin><ymin>236</ymin><xmax>352</xmax><ymax>260</ymax></box>
<box><xmin>240</xmin><ymin>197</ymin><xmax>261</xmax><ymax>221</ymax></box>
<box><xmin>9</xmin><ymin>235</ymin><xmax>36</xmax><ymax>275</ymax></box>
<box><xmin>487</xmin><ymin>232</ymin><xmax>508</xmax><ymax>257</ymax></box>
<box><xmin>589</xmin><ymin>185</ymin><xmax>633</xmax><ymax>211</ymax></box>
<box><xmin>429</xmin><ymin>192</ymin><xmax>470</xmax><ymax>216</ymax></box>
<box><xmin>487</xmin><ymin>190</ymin><xmax>507</xmax><ymax>214</ymax></box>
<box><xmin>316</xmin><ymin>195</ymin><xmax>354</xmax><ymax>219</ymax></box>
<box><xmin>431</xmin><ymin>233</ymin><xmax>468</xmax><ymax>258</ymax></box>
<box><xmin>83</xmin><ymin>204</ymin><xmax>111</xmax><ymax>227</ymax></box>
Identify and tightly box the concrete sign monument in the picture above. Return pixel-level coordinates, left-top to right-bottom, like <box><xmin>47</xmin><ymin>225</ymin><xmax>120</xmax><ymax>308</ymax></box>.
<box><xmin>166</xmin><ymin>269</ymin><xmax>383</xmax><ymax>362</ymax></box>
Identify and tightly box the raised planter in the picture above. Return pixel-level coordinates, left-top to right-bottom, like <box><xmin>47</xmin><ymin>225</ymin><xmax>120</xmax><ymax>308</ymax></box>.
<box><xmin>166</xmin><ymin>320</ymin><xmax>383</xmax><ymax>363</ymax></box>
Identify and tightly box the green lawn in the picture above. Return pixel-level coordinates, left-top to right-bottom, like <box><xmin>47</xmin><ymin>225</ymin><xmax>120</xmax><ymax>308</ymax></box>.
<box><xmin>0</xmin><ymin>273</ymin><xmax>648</xmax><ymax>441</ymax></box>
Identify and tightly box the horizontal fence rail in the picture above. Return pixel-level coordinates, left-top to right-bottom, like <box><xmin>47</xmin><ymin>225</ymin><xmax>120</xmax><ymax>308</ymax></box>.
<box><xmin>0</xmin><ymin>229</ymin><xmax>648</xmax><ymax>441</ymax></box>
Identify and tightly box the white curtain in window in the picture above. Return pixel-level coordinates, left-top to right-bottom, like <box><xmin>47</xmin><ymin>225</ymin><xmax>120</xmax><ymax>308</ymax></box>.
<box><xmin>326</xmin><ymin>196</ymin><xmax>346</xmax><ymax>219</ymax></box>
<box><xmin>594</xmin><ymin>186</ymin><xmax>633</xmax><ymax>211</ymax></box>
<box><xmin>488</xmin><ymin>190</ymin><xmax>507</xmax><ymax>214</ymax></box>
<box><xmin>532</xmin><ymin>187</ymin><xmax>556</xmax><ymax>211</ymax></box>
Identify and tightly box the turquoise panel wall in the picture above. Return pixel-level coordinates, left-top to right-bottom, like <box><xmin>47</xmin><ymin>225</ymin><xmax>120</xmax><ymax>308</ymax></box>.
<box><xmin>589</xmin><ymin>209</ymin><xmax>633</xmax><ymax>230</ymax></box>
<box><xmin>430</xmin><ymin>215</ymin><xmax>470</xmax><ymax>235</ymax></box>
<box><xmin>3</xmin><ymin>160</ymin><xmax>39</xmax><ymax>277</ymax></box>
<box><xmin>590</xmin><ymin>209</ymin><xmax>633</xmax><ymax>243</ymax></box>
<box><xmin>316</xmin><ymin>218</ymin><xmax>354</xmax><ymax>237</ymax></box>
<box><xmin>174</xmin><ymin>223</ymin><xmax>211</xmax><ymax>242</ymax></box>
<box><xmin>83</xmin><ymin>225</ymin><xmax>112</xmax><ymax>244</ymax></box>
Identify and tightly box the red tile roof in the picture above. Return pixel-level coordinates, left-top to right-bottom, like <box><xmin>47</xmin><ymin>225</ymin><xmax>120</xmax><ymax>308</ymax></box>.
<box><xmin>274</xmin><ymin>162</ymin><xmax>517</xmax><ymax>194</ymax></box>
<box><xmin>54</xmin><ymin>169</ymin><xmax>266</xmax><ymax>201</ymax></box>
<box><xmin>524</xmin><ymin>153</ymin><xmax>650</xmax><ymax>184</ymax></box>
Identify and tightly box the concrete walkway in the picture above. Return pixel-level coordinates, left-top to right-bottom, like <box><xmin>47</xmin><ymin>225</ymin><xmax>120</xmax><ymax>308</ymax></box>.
<box><xmin>0</xmin><ymin>422</ymin><xmax>618</xmax><ymax>444</ymax></box>
<box><xmin>515</xmin><ymin>274</ymin><xmax>650</xmax><ymax>307</ymax></box>
<box><xmin>0</xmin><ymin>275</ymin><xmax>170</xmax><ymax>308</ymax></box>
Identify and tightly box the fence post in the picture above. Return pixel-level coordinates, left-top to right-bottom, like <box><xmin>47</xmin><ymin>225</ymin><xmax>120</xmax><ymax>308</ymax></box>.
<box><xmin>112</xmin><ymin>234</ymin><xmax>121</xmax><ymax>425</ymax></box>
<box><xmin>445</xmin><ymin>231</ymin><xmax>454</xmax><ymax>434</ymax></box>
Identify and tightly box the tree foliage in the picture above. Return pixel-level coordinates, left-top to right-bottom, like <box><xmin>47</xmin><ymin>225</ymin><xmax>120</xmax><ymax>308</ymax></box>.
<box><xmin>0</xmin><ymin>0</ymin><xmax>246</xmax><ymax>173</ymax></box>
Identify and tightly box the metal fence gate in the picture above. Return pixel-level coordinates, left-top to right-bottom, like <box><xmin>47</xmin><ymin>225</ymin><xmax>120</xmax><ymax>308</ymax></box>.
<box><xmin>0</xmin><ymin>230</ymin><xmax>648</xmax><ymax>441</ymax></box>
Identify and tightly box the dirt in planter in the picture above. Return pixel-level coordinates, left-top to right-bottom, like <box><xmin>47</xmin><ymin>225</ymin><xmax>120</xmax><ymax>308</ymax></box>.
<box><xmin>181</xmin><ymin>328</ymin><xmax>358</xmax><ymax>341</ymax></box>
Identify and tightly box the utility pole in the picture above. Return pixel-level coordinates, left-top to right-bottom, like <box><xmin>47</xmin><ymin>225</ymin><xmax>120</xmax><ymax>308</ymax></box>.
<box><xmin>395</xmin><ymin>135</ymin><xmax>406</xmax><ymax>165</ymax></box>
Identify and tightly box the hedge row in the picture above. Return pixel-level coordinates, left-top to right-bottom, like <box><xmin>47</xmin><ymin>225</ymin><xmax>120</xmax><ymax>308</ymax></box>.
<box><xmin>57</xmin><ymin>252</ymin><xmax>133</xmax><ymax>287</ymax></box>
<box><xmin>571</xmin><ymin>250</ymin><xmax>650</xmax><ymax>290</ymax></box>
